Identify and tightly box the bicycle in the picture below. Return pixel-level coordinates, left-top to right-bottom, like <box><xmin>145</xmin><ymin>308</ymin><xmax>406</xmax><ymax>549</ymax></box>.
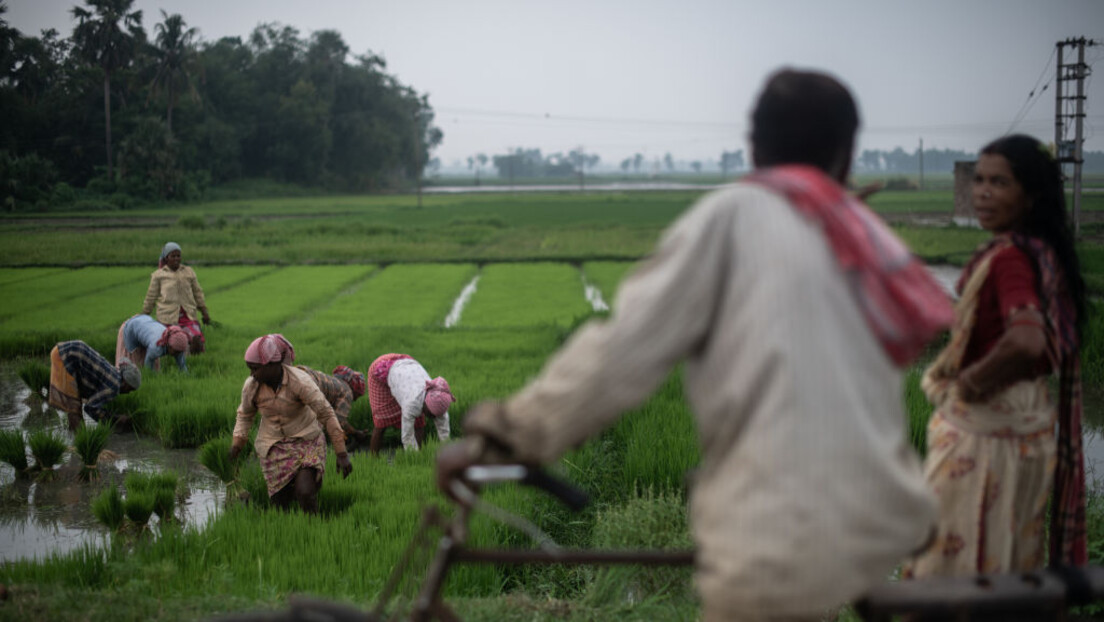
<box><xmin>214</xmin><ymin>465</ymin><xmax>1104</xmax><ymax>621</ymax></box>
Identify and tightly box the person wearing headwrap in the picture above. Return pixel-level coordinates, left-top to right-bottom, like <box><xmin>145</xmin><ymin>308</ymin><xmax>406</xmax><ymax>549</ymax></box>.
<box><xmin>142</xmin><ymin>242</ymin><xmax>211</xmax><ymax>354</ymax></box>
<box><xmin>296</xmin><ymin>364</ymin><xmax>369</xmax><ymax>445</ymax></box>
<box><xmin>115</xmin><ymin>314</ymin><xmax>189</xmax><ymax>372</ymax></box>
<box><xmin>230</xmin><ymin>334</ymin><xmax>352</xmax><ymax>513</ymax></box>
<box><xmin>48</xmin><ymin>340</ymin><xmax>141</xmax><ymax>430</ymax></box>
<box><xmin>367</xmin><ymin>353</ymin><xmax>455</xmax><ymax>453</ymax></box>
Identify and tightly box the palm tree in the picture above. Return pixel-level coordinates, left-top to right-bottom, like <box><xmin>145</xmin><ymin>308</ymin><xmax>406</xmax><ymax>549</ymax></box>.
<box><xmin>71</xmin><ymin>0</ymin><xmax>144</xmax><ymax>180</ymax></box>
<box><xmin>150</xmin><ymin>10</ymin><xmax>199</xmax><ymax>134</ymax></box>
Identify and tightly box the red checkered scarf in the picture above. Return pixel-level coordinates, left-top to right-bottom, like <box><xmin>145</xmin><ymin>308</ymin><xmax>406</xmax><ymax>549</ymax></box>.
<box><xmin>745</xmin><ymin>165</ymin><xmax>954</xmax><ymax>367</ymax></box>
<box><xmin>244</xmin><ymin>334</ymin><xmax>295</xmax><ymax>365</ymax></box>
<box><xmin>333</xmin><ymin>365</ymin><xmax>366</xmax><ymax>399</ymax></box>
<box><xmin>368</xmin><ymin>353</ymin><xmax>413</xmax><ymax>426</ymax></box>
<box><xmin>960</xmin><ymin>235</ymin><xmax>1086</xmax><ymax>566</ymax></box>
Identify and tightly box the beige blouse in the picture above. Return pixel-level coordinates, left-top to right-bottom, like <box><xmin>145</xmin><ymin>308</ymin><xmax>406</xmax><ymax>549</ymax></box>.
<box><xmin>142</xmin><ymin>265</ymin><xmax>206</xmax><ymax>324</ymax></box>
<box><xmin>472</xmin><ymin>183</ymin><xmax>937</xmax><ymax>617</ymax></box>
<box><xmin>234</xmin><ymin>365</ymin><xmax>347</xmax><ymax>458</ymax></box>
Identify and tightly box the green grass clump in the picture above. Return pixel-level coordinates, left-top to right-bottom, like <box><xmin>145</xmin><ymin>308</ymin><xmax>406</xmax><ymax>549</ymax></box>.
<box><xmin>73</xmin><ymin>422</ymin><xmax>113</xmax><ymax>481</ymax></box>
<box><xmin>0</xmin><ymin>429</ymin><xmax>29</xmax><ymax>474</ymax></box>
<box><xmin>17</xmin><ymin>361</ymin><xmax>51</xmax><ymax>397</ymax></box>
<box><xmin>903</xmin><ymin>366</ymin><xmax>934</xmax><ymax>455</ymax></box>
<box><xmin>124</xmin><ymin>492</ymin><xmax>156</xmax><ymax>530</ymax></box>
<box><xmin>27</xmin><ymin>429</ymin><xmax>67</xmax><ymax>473</ymax></box>
<box><xmin>91</xmin><ymin>486</ymin><xmax>126</xmax><ymax>532</ymax></box>
<box><xmin>198</xmin><ymin>436</ymin><xmax>252</xmax><ymax>505</ymax></box>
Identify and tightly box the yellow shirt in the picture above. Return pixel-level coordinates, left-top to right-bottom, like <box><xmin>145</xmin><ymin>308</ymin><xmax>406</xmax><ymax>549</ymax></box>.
<box><xmin>233</xmin><ymin>365</ymin><xmax>347</xmax><ymax>458</ymax></box>
<box><xmin>142</xmin><ymin>265</ymin><xmax>206</xmax><ymax>324</ymax></box>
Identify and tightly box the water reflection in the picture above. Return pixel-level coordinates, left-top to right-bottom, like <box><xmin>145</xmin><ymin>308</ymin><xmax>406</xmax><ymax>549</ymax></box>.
<box><xmin>0</xmin><ymin>361</ymin><xmax>224</xmax><ymax>563</ymax></box>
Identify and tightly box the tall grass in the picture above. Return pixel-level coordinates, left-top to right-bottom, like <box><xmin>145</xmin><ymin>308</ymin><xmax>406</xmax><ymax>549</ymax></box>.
<box><xmin>0</xmin><ymin>428</ymin><xmax>29</xmax><ymax>474</ymax></box>
<box><xmin>73</xmin><ymin>422</ymin><xmax>113</xmax><ymax>481</ymax></box>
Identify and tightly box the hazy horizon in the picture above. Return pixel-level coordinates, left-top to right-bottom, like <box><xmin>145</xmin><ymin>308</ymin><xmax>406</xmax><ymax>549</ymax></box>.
<box><xmin>9</xmin><ymin>0</ymin><xmax>1104</xmax><ymax>169</ymax></box>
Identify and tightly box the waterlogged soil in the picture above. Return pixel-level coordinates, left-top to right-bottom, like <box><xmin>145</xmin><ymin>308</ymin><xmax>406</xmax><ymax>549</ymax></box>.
<box><xmin>0</xmin><ymin>362</ymin><xmax>224</xmax><ymax>563</ymax></box>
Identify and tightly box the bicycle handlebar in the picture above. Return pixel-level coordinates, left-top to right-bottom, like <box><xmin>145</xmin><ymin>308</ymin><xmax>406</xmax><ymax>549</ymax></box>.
<box><xmin>462</xmin><ymin>465</ymin><xmax>590</xmax><ymax>512</ymax></box>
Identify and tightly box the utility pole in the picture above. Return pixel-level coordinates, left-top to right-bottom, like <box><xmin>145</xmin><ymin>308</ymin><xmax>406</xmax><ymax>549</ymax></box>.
<box><xmin>918</xmin><ymin>137</ymin><xmax>924</xmax><ymax>191</ymax></box>
<box><xmin>1055</xmin><ymin>37</ymin><xmax>1098</xmax><ymax>236</ymax></box>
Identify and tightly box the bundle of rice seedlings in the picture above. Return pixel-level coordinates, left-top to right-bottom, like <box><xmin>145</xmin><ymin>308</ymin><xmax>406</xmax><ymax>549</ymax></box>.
<box><xmin>73</xmin><ymin>422</ymin><xmax>113</xmax><ymax>481</ymax></box>
<box><xmin>150</xmin><ymin>471</ymin><xmax>178</xmax><ymax>521</ymax></box>
<box><xmin>17</xmin><ymin>361</ymin><xmax>50</xmax><ymax>398</ymax></box>
<box><xmin>0</xmin><ymin>429</ymin><xmax>28</xmax><ymax>475</ymax></box>
<box><xmin>27</xmin><ymin>429</ymin><xmax>67</xmax><ymax>477</ymax></box>
<box><xmin>124</xmin><ymin>471</ymin><xmax>153</xmax><ymax>495</ymax></box>
<box><xmin>198</xmin><ymin>436</ymin><xmax>250</xmax><ymax>505</ymax></box>
<box><xmin>91</xmin><ymin>486</ymin><xmax>126</xmax><ymax>531</ymax></box>
<box><xmin>124</xmin><ymin>492</ymin><xmax>155</xmax><ymax>531</ymax></box>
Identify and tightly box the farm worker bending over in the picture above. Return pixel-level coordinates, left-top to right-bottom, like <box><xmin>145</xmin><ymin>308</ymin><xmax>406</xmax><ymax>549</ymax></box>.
<box><xmin>142</xmin><ymin>242</ymin><xmax>211</xmax><ymax>354</ymax></box>
<box><xmin>48</xmin><ymin>340</ymin><xmax>141</xmax><ymax>431</ymax></box>
<box><xmin>115</xmin><ymin>314</ymin><xmax>189</xmax><ymax>372</ymax></box>
<box><xmin>230</xmin><ymin>334</ymin><xmax>352</xmax><ymax>513</ymax></box>
<box><xmin>297</xmin><ymin>364</ymin><xmax>370</xmax><ymax>445</ymax></box>
<box><xmin>437</xmin><ymin>68</ymin><xmax>955</xmax><ymax>622</ymax></box>
<box><xmin>367</xmin><ymin>353</ymin><xmax>454</xmax><ymax>453</ymax></box>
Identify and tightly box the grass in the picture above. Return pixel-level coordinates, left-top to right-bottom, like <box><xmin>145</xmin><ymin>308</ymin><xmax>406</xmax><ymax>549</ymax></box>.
<box><xmin>459</xmin><ymin>263</ymin><xmax>593</xmax><ymax>328</ymax></box>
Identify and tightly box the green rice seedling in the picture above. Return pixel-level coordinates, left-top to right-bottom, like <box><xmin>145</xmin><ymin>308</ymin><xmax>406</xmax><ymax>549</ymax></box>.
<box><xmin>198</xmin><ymin>436</ymin><xmax>251</xmax><ymax>505</ymax></box>
<box><xmin>124</xmin><ymin>491</ymin><xmax>156</xmax><ymax>531</ymax></box>
<box><xmin>903</xmin><ymin>366</ymin><xmax>934</xmax><ymax>456</ymax></box>
<box><xmin>0</xmin><ymin>429</ymin><xmax>29</xmax><ymax>475</ymax></box>
<box><xmin>150</xmin><ymin>471</ymin><xmax>179</xmax><ymax>520</ymax></box>
<box><xmin>460</xmin><ymin>263</ymin><xmax>593</xmax><ymax>328</ymax></box>
<box><xmin>306</xmin><ymin>263</ymin><xmax>476</xmax><ymax>328</ymax></box>
<box><xmin>91</xmin><ymin>486</ymin><xmax>126</xmax><ymax>532</ymax></box>
<box><xmin>124</xmin><ymin>471</ymin><xmax>154</xmax><ymax>496</ymax></box>
<box><xmin>73</xmin><ymin>422</ymin><xmax>113</xmax><ymax>481</ymax></box>
<box><xmin>17</xmin><ymin>361</ymin><xmax>51</xmax><ymax>397</ymax></box>
<box><xmin>27</xmin><ymin>429</ymin><xmax>67</xmax><ymax>475</ymax></box>
<box><xmin>238</xmin><ymin>459</ymin><xmax>269</xmax><ymax>509</ymax></box>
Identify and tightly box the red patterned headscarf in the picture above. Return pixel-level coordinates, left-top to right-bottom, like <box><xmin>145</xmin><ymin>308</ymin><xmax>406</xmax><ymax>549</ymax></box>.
<box><xmin>157</xmin><ymin>325</ymin><xmax>190</xmax><ymax>354</ymax></box>
<box><xmin>333</xmin><ymin>365</ymin><xmax>366</xmax><ymax>399</ymax></box>
<box><xmin>244</xmin><ymin>334</ymin><xmax>295</xmax><ymax>365</ymax></box>
<box><xmin>424</xmin><ymin>376</ymin><xmax>455</xmax><ymax>416</ymax></box>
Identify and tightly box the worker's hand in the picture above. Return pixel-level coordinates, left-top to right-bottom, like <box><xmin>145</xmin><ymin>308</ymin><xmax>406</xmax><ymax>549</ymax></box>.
<box><xmin>202</xmin><ymin>312</ymin><xmax>212</xmax><ymax>325</ymax></box>
<box><xmin>336</xmin><ymin>452</ymin><xmax>353</xmax><ymax>478</ymax></box>
<box><xmin>436</xmin><ymin>438</ymin><xmax>481</xmax><ymax>504</ymax></box>
<box><xmin>229</xmin><ymin>436</ymin><xmax>246</xmax><ymax>461</ymax></box>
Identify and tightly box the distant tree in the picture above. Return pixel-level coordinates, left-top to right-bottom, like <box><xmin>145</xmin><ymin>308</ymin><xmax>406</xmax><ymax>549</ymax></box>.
<box><xmin>720</xmin><ymin>150</ymin><xmax>741</xmax><ymax>178</ymax></box>
<box><xmin>149</xmin><ymin>11</ymin><xmax>199</xmax><ymax>134</ymax></box>
<box><xmin>691</xmin><ymin>161</ymin><xmax>702</xmax><ymax>174</ymax></box>
<box><xmin>620</xmin><ymin>157</ymin><xmax>631</xmax><ymax>175</ymax></box>
<box><xmin>71</xmin><ymin>0</ymin><xmax>145</xmax><ymax>180</ymax></box>
<box><xmin>664</xmin><ymin>152</ymin><xmax>674</xmax><ymax>172</ymax></box>
<box><xmin>632</xmin><ymin>152</ymin><xmax>643</xmax><ymax>174</ymax></box>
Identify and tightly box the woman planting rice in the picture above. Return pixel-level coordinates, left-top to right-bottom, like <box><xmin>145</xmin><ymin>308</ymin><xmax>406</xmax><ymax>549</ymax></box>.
<box><xmin>230</xmin><ymin>334</ymin><xmax>352</xmax><ymax>513</ymax></box>
<box><xmin>142</xmin><ymin>242</ymin><xmax>212</xmax><ymax>354</ymax></box>
<box><xmin>48</xmin><ymin>340</ymin><xmax>141</xmax><ymax>430</ymax></box>
<box><xmin>297</xmin><ymin>364</ymin><xmax>370</xmax><ymax>445</ymax></box>
<box><xmin>367</xmin><ymin>353</ymin><xmax>454</xmax><ymax>453</ymax></box>
<box><xmin>115</xmin><ymin>314</ymin><xmax>189</xmax><ymax>372</ymax></box>
<box><xmin>907</xmin><ymin>135</ymin><xmax>1087</xmax><ymax>577</ymax></box>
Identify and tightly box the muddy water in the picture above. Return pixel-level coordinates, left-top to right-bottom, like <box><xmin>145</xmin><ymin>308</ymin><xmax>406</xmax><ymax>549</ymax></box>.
<box><xmin>0</xmin><ymin>362</ymin><xmax>223</xmax><ymax>563</ymax></box>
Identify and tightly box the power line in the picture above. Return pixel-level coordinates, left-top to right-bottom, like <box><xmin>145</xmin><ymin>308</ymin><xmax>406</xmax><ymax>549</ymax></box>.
<box><xmin>1006</xmin><ymin>46</ymin><xmax>1057</xmax><ymax>134</ymax></box>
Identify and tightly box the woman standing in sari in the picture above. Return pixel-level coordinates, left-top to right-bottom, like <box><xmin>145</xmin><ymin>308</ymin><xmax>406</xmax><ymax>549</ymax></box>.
<box><xmin>142</xmin><ymin>242</ymin><xmax>211</xmax><ymax>353</ymax></box>
<box><xmin>909</xmin><ymin>135</ymin><xmax>1087</xmax><ymax>577</ymax></box>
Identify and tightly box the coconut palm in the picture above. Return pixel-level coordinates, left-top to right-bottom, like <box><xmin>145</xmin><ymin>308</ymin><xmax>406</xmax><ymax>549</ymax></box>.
<box><xmin>149</xmin><ymin>10</ymin><xmax>199</xmax><ymax>134</ymax></box>
<box><xmin>70</xmin><ymin>0</ymin><xmax>145</xmax><ymax>180</ymax></box>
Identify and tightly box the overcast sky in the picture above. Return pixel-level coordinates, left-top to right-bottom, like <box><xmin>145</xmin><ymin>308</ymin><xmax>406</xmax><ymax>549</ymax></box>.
<box><xmin>8</xmin><ymin>0</ymin><xmax>1104</xmax><ymax>168</ymax></box>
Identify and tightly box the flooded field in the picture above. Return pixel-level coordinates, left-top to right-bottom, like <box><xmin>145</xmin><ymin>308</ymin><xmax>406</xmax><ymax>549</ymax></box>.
<box><xmin>0</xmin><ymin>362</ymin><xmax>224</xmax><ymax>563</ymax></box>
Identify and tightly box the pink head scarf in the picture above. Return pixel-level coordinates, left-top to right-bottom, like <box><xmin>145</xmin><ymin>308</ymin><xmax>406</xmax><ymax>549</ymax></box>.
<box><xmin>332</xmin><ymin>365</ymin><xmax>366</xmax><ymax>399</ymax></box>
<box><xmin>423</xmin><ymin>376</ymin><xmax>455</xmax><ymax>416</ymax></box>
<box><xmin>244</xmin><ymin>334</ymin><xmax>295</xmax><ymax>365</ymax></box>
<box><xmin>157</xmin><ymin>325</ymin><xmax>189</xmax><ymax>353</ymax></box>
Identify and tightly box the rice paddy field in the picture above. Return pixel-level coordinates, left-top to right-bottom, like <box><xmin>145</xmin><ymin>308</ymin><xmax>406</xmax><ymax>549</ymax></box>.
<box><xmin>1</xmin><ymin>189</ymin><xmax>1104</xmax><ymax>621</ymax></box>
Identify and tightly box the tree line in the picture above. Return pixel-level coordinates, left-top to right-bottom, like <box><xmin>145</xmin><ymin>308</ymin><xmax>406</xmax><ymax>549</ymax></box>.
<box><xmin>0</xmin><ymin>0</ymin><xmax>442</xmax><ymax>211</ymax></box>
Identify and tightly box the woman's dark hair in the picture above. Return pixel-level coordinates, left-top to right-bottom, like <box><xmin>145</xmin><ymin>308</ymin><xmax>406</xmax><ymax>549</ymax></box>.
<box><xmin>981</xmin><ymin>134</ymin><xmax>1086</xmax><ymax>333</ymax></box>
<box><xmin>750</xmin><ymin>68</ymin><xmax>859</xmax><ymax>176</ymax></box>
